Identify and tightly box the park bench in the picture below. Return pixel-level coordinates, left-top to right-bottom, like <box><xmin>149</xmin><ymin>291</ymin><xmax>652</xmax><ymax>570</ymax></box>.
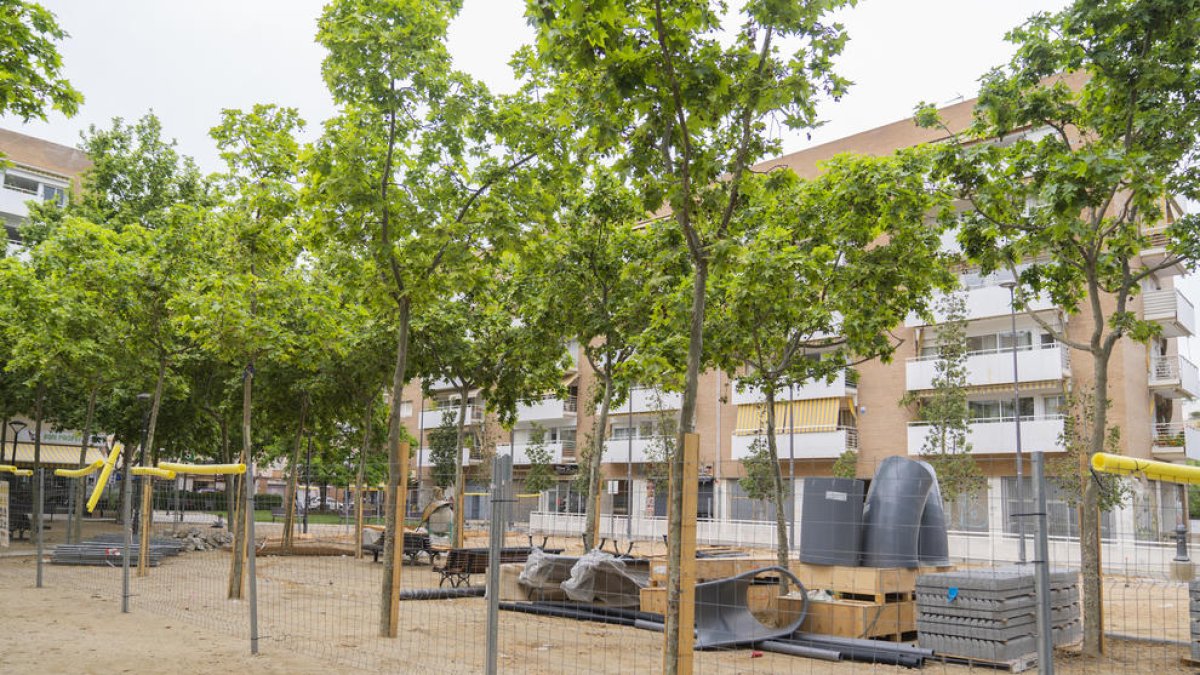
<box><xmin>10</xmin><ymin>512</ymin><xmax>31</xmax><ymax>541</ymax></box>
<box><xmin>270</xmin><ymin>507</ymin><xmax>287</xmax><ymax>522</ymax></box>
<box><xmin>363</xmin><ymin>532</ymin><xmax>441</xmax><ymax>565</ymax></box>
<box><xmin>435</xmin><ymin>546</ymin><xmax>563</xmax><ymax>588</ymax></box>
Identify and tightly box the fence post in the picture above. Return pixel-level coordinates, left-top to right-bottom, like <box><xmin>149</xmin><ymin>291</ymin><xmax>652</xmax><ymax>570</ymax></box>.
<box><xmin>663</xmin><ymin>432</ymin><xmax>699</xmax><ymax>675</ymax></box>
<box><xmin>486</xmin><ymin>453</ymin><xmax>513</xmax><ymax>675</ymax></box>
<box><xmin>1032</xmin><ymin>450</ymin><xmax>1054</xmax><ymax>674</ymax></box>
<box><xmin>121</xmin><ymin>470</ymin><xmax>132</xmax><ymax>613</ymax></box>
<box><xmin>35</xmin><ymin>468</ymin><xmax>44</xmax><ymax>587</ymax></box>
<box><xmin>245</xmin><ymin>459</ymin><xmax>260</xmax><ymax>655</ymax></box>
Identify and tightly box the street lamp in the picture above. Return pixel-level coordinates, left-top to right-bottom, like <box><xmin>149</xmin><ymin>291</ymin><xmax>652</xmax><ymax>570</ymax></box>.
<box><xmin>999</xmin><ymin>280</ymin><xmax>1027</xmax><ymax>564</ymax></box>
<box><xmin>7</xmin><ymin>420</ymin><xmax>27</xmax><ymax>465</ymax></box>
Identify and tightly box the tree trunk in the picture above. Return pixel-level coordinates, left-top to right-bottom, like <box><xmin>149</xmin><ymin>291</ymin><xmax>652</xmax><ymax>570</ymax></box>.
<box><xmin>379</xmin><ymin>296</ymin><xmax>412</xmax><ymax>637</ymax></box>
<box><xmin>139</xmin><ymin>354</ymin><xmax>168</xmax><ymax>576</ymax></box>
<box><xmin>666</xmin><ymin>259</ymin><xmax>708</xmax><ymax>675</ymax></box>
<box><xmin>282</xmin><ymin>395</ymin><xmax>309</xmax><ymax>550</ymax></box>
<box><xmin>355</xmin><ymin>394</ymin><xmax>373</xmax><ymax>559</ymax></box>
<box><xmin>452</xmin><ymin>385</ymin><xmax>469</xmax><ymax>549</ymax></box>
<box><xmin>1079</xmin><ymin>348</ymin><xmax>1111</xmax><ymax>656</ymax></box>
<box><xmin>228</xmin><ymin>360</ymin><xmax>254</xmax><ymax>600</ymax></box>
<box><xmin>72</xmin><ymin>387</ymin><xmax>98</xmax><ymax>544</ymax></box>
<box><xmin>584</xmin><ymin>368</ymin><xmax>614</xmax><ymax>551</ymax></box>
<box><xmin>763</xmin><ymin>386</ymin><xmax>791</xmax><ymax>592</ymax></box>
<box><xmin>220</xmin><ymin>418</ymin><xmax>234</xmax><ymax>526</ymax></box>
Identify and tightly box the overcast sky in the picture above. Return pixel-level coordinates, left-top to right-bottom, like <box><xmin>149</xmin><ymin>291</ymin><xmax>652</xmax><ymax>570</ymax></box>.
<box><xmin>5</xmin><ymin>0</ymin><xmax>1198</xmax><ymax>387</ymax></box>
<box><xmin>4</xmin><ymin>0</ymin><xmax>1075</xmax><ymax>172</ymax></box>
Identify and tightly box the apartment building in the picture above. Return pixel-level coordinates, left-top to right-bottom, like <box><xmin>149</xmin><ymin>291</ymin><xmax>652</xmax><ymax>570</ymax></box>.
<box><xmin>0</xmin><ymin>128</ymin><xmax>89</xmax><ymax>256</ymax></box>
<box><xmin>0</xmin><ymin>130</ymin><xmax>101</xmax><ymax>489</ymax></box>
<box><xmin>403</xmin><ymin>95</ymin><xmax>1196</xmax><ymax>563</ymax></box>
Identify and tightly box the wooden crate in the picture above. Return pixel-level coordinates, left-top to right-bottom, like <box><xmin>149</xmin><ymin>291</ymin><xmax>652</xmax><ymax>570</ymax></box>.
<box><xmin>782</xmin><ymin>595</ymin><xmax>915</xmax><ymax>640</ymax></box>
<box><xmin>648</xmin><ymin>560</ymin><xmax>951</xmax><ymax>601</ymax></box>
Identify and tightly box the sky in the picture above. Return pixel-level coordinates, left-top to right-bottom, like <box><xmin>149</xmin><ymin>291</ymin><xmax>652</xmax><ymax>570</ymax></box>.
<box><xmin>4</xmin><ymin>0</ymin><xmax>1198</xmax><ymax>399</ymax></box>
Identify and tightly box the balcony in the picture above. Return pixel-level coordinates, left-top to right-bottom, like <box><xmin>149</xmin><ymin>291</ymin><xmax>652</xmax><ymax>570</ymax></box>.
<box><xmin>1150</xmin><ymin>423</ymin><xmax>1199</xmax><ymax>461</ymax></box>
<box><xmin>420</xmin><ymin>404</ymin><xmax>480</xmax><ymax>429</ymax></box>
<box><xmin>731</xmin><ymin>371</ymin><xmax>858</xmax><ymax>405</ymax></box>
<box><xmin>1149</xmin><ymin>355</ymin><xmax>1200</xmax><ymax>399</ymax></box>
<box><xmin>906</xmin><ymin>284</ymin><xmax>1056</xmax><ymax>327</ymax></box>
<box><xmin>495</xmin><ymin>440</ymin><xmax>576</xmax><ymax>465</ymax></box>
<box><xmin>625</xmin><ymin>388</ymin><xmax>682</xmax><ymax>414</ymax></box>
<box><xmin>906</xmin><ymin>344</ymin><xmax>1069</xmax><ymax>392</ymax></box>
<box><xmin>1143</xmin><ymin>288</ymin><xmax>1195</xmax><ymax>338</ymax></box>
<box><xmin>1140</xmin><ymin>225</ymin><xmax>1186</xmax><ymax>276</ymax></box>
<box><xmin>907</xmin><ymin>416</ymin><xmax>1064</xmax><ymax>455</ymax></box>
<box><xmin>0</xmin><ymin>185</ymin><xmax>33</xmax><ymax>219</ymax></box>
<box><xmin>603</xmin><ymin>436</ymin><xmax>669</xmax><ymax>463</ymax></box>
<box><xmin>515</xmin><ymin>394</ymin><xmax>578</xmax><ymax>422</ymax></box>
<box><xmin>731</xmin><ymin>427</ymin><xmax>858</xmax><ymax>461</ymax></box>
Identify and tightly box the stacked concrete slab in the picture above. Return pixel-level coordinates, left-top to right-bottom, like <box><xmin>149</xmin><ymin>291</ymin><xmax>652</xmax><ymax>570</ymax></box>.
<box><xmin>1190</xmin><ymin>579</ymin><xmax>1200</xmax><ymax>660</ymax></box>
<box><xmin>916</xmin><ymin>566</ymin><xmax>1080</xmax><ymax>663</ymax></box>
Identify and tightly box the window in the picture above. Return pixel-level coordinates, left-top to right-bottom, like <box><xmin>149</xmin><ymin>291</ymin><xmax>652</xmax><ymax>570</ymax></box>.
<box><xmin>2</xmin><ymin>173</ymin><xmax>38</xmax><ymax>195</ymax></box>
<box><xmin>945</xmin><ymin>490</ymin><xmax>989</xmax><ymax>533</ymax></box>
<box><xmin>968</xmin><ymin>397</ymin><xmax>1033</xmax><ymax>421</ymax></box>
<box><xmin>1044</xmin><ymin>395</ymin><xmax>1066</xmax><ymax>417</ymax></box>
<box><xmin>400</xmin><ymin>400</ymin><xmax>413</xmax><ymax>418</ymax></box>
<box><xmin>42</xmin><ymin>185</ymin><xmax>66</xmax><ymax>206</ymax></box>
<box><xmin>1002</xmin><ymin>477</ymin><xmax>1112</xmax><ymax>538</ymax></box>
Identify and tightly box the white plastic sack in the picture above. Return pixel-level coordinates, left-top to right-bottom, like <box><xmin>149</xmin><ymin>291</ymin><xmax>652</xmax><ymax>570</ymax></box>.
<box><xmin>561</xmin><ymin>549</ymin><xmax>625</xmax><ymax>603</ymax></box>
<box><xmin>517</xmin><ymin>548</ymin><xmax>554</xmax><ymax>588</ymax></box>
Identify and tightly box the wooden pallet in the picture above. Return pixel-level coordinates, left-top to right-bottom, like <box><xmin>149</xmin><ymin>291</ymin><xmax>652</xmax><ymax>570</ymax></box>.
<box><xmin>781</xmin><ymin>595</ymin><xmax>916</xmax><ymax>641</ymax></box>
<box><xmin>937</xmin><ymin>652</ymin><xmax>1039</xmax><ymax>673</ymax></box>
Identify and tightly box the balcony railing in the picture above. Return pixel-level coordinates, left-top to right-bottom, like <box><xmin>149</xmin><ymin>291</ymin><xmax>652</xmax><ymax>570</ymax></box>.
<box><xmin>907</xmin><ymin>343</ymin><xmax>1069</xmax><ymax>391</ymax></box>
<box><xmin>1151</xmin><ymin>423</ymin><xmax>1188</xmax><ymax>448</ymax></box>
<box><xmin>730</xmin><ymin>426</ymin><xmax>858</xmax><ymax>460</ymax></box>
<box><xmin>1143</xmin><ymin>288</ymin><xmax>1196</xmax><ymax>338</ymax></box>
<box><xmin>1149</xmin><ymin>355</ymin><xmax>1200</xmax><ymax>399</ymax></box>
<box><xmin>731</xmin><ymin>369</ymin><xmax>858</xmax><ymax>405</ymax></box>
<box><xmin>907</xmin><ymin>415</ymin><xmax>1064</xmax><ymax>455</ymax></box>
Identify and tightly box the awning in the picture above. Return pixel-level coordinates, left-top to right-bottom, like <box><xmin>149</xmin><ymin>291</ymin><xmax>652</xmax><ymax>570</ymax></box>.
<box><xmin>909</xmin><ymin>380</ymin><xmax>1065</xmax><ymax>397</ymax></box>
<box><xmin>3</xmin><ymin>443</ymin><xmax>106</xmax><ymax>467</ymax></box>
<box><xmin>735</xmin><ymin>398</ymin><xmax>840</xmax><ymax>435</ymax></box>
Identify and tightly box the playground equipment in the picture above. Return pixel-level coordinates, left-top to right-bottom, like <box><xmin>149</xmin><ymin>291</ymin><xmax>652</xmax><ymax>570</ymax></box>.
<box><xmin>1091</xmin><ymin>451</ymin><xmax>1200</xmax><ymax>484</ymax></box>
<box><xmin>860</xmin><ymin>456</ymin><xmax>950</xmax><ymax>568</ymax></box>
<box><xmin>85</xmin><ymin>442</ymin><xmax>124</xmax><ymax>513</ymax></box>
<box><xmin>158</xmin><ymin>462</ymin><xmax>246</xmax><ymax>476</ymax></box>
<box><xmin>0</xmin><ymin>465</ymin><xmax>33</xmax><ymax>476</ymax></box>
<box><xmin>54</xmin><ymin>459</ymin><xmax>105</xmax><ymax>478</ymax></box>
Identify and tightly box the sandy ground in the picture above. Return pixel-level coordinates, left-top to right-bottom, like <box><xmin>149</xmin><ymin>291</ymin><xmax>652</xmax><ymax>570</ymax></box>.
<box><xmin>0</xmin><ymin>521</ymin><xmax>1195</xmax><ymax>674</ymax></box>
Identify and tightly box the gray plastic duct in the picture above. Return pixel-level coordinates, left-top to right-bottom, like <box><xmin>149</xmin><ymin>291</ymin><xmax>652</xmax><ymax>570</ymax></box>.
<box><xmin>799</xmin><ymin>477</ymin><xmax>865</xmax><ymax>565</ymax></box>
<box><xmin>693</xmin><ymin>566</ymin><xmax>807</xmax><ymax>649</ymax></box>
<box><xmin>916</xmin><ymin>460</ymin><xmax>951</xmax><ymax>567</ymax></box>
<box><xmin>860</xmin><ymin>456</ymin><xmax>938</xmax><ymax>568</ymax></box>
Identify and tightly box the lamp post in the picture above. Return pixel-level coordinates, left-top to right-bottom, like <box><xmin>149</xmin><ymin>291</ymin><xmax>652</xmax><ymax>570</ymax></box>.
<box><xmin>7</xmin><ymin>420</ymin><xmax>27</xmax><ymax>465</ymax></box>
<box><xmin>788</xmin><ymin>383</ymin><xmax>796</xmax><ymax>552</ymax></box>
<box><xmin>627</xmin><ymin>390</ymin><xmax>633</xmax><ymax>540</ymax></box>
<box><xmin>999</xmin><ymin>280</ymin><xmax>1027</xmax><ymax>564</ymax></box>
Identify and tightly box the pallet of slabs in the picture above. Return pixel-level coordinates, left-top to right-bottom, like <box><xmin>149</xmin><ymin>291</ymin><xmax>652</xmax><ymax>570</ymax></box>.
<box><xmin>1191</xmin><ymin>579</ymin><xmax>1200</xmax><ymax>662</ymax></box>
<box><xmin>916</xmin><ymin>566</ymin><xmax>1080</xmax><ymax>669</ymax></box>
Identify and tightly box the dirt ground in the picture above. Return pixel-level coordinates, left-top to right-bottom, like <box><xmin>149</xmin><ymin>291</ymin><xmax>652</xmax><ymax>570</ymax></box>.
<box><xmin>0</xmin><ymin>522</ymin><xmax>1195</xmax><ymax>674</ymax></box>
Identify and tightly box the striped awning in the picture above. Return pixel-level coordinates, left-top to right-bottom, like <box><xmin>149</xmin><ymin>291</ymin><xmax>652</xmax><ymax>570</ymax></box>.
<box><xmin>909</xmin><ymin>380</ymin><xmax>1065</xmax><ymax>397</ymax></box>
<box><xmin>3</xmin><ymin>443</ymin><xmax>106</xmax><ymax>467</ymax></box>
<box><xmin>734</xmin><ymin>398</ymin><xmax>840</xmax><ymax>435</ymax></box>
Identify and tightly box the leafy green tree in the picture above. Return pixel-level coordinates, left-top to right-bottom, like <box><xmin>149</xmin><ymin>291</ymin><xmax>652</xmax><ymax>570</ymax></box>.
<box><xmin>428</xmin><ymin>410</ymin><xmax>459</xmax><ymax>491</ymax></box>
<box><xmin>831</xmin><ymin>449</ymin><xmax>857</xmax><ymax>479</ymax></box>
<box><xmin>312</xmin><ymin>0</ymin><xmax>545</xmax><ymax>635</ymax></box>
<box><xmin>902</xmin><ymin>292</ymin><xmax>985</xmax><ymax>504</ymax></box>
<box><xmin>709</xmin><ymin>151</ymin><xmax>954</xmax><ymax>581</ymax></box>
<box><xmin>0</xmin><ymin>0</ymin><xmax>82</xmax><ymax>122</ymax></box>
<box><xmin>526</xmin><ymin>3</ymin><xmax>857</xmax><ymax>661</ymax></box>
<box><xmin>917</xmin><ymin>0</ymin><xmax>1200</xmax><ymax>653</ymax></box>
<box><xmin>522</xmin><ymin>424</ymin><xmax>555</xmax><ymax>496</ymax></box>
<box><xmin>177</xmin><ymin>104</ymin><xmax>304</xmax><ymax>598</ymax></box>
<box><xmin>520</xmin><ymin>169</ymin><xmax>662</xmax><ymax>550</ymax></box>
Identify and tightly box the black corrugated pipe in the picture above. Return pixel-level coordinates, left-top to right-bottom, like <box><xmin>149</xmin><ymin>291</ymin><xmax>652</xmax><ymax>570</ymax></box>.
<box><xmin>530</xmin><ymin>602</ymin><xmax>664</xmax><ymax>624</ymax></box>
<box><xmin>778</xmin><ymin>636</ymin><xmax>925</xmax><ymax>668</ymax></box>
<box><xmin>499</xmin><ymin>602</ymin><xmax>638</xmax><ymax>627</ymax></box>
<box><xmin>789</xmin><ymin>631</ymin><xmax>934</xmax><ymax>657</ymax></box>
<box><xmin>399</xmin><ymin>587</ymin><xmax>486</xmax><ymax>601</ymax></box>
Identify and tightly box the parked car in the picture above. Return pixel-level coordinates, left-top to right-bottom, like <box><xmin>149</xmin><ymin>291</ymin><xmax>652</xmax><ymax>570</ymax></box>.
<box><xmin>305</xmin><ymin>496</ymin><xmax>344</xmax><ymax>510</ymax></box>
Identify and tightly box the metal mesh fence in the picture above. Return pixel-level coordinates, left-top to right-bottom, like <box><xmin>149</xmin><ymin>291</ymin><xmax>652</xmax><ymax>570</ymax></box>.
<box><xmin>9</xmin><ymin>449</ymin><xmax>1200</xmax><ymax>674</ymax></box>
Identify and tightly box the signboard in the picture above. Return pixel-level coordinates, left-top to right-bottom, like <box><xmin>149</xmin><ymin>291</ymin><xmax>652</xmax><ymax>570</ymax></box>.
<box><xmin>0</xmin><ymin>481</ymin><xmax>8</xmax><ymax>548</ymax></box>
